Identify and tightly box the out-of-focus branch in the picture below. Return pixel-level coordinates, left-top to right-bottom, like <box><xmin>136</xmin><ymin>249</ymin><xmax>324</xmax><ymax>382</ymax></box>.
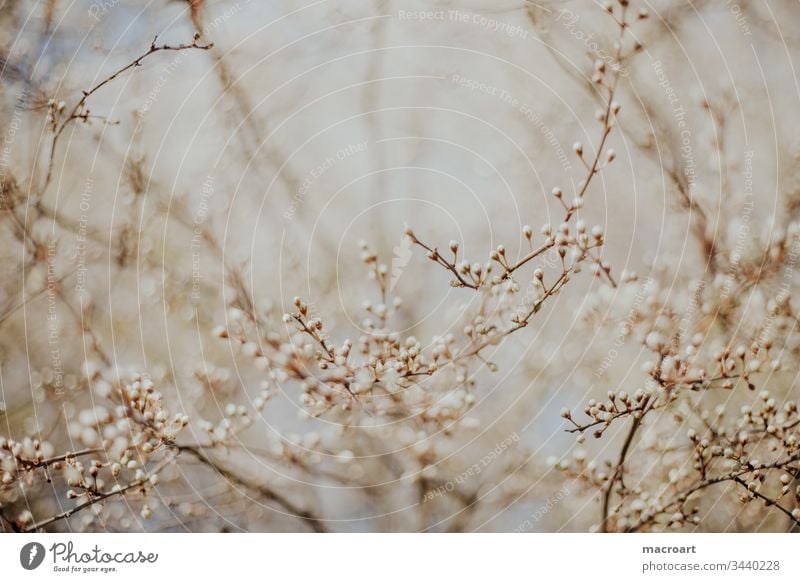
<box><xmin>22</xmin><ymin>453</ymin><xmax>176</xmax><ymax>533</ymax></box>
<box><xmin>178</xmin><ymin>445</ymin><xmax>328</xmax><ymax>532</ymax></box>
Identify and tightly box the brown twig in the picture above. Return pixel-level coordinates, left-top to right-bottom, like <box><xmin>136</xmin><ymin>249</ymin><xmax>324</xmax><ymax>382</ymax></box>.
<box><xmin>22</xmin><ymin>453</ymin><xmax>175</xmax><ymax>532</ymax></box>
<box><xmin>40</xmin><ymin>35</ymin><xmax>213</xmax><ymax>194</ymax></box>
<box><xmin>178</xmin><ymin>445</ymin><xmax>328</xmax><ymax>533</ymax></box>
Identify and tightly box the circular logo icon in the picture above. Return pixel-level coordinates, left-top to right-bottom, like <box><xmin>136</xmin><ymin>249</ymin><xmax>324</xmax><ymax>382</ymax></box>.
<box><xmin>20</xmin><ymin>542</ymin><xmax>46</xmax><ymax>570</ymax></box>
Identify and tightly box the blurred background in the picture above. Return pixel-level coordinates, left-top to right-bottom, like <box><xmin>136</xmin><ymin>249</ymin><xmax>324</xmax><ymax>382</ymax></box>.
<box><xmin>1</xmin><ymin>0</ymin><xmax>799</xmax><ymax>531</ymax></box>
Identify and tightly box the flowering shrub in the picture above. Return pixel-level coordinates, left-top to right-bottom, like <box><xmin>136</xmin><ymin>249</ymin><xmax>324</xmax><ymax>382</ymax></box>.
<box><xmin>557</xmin><ymin>224</ymin><xmax>800</xmax><ymax>531</ymax></box>
<box><xmin>0</xmin><ymin>0</ymin><xmax>798</xmax><ymax>532</ymax></box>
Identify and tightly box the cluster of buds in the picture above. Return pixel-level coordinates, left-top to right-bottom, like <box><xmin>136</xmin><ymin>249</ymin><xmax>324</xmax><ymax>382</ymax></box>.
<box><xmin>562</xmin><ymin>388</ymin><xmax>652</xmax><ymax>441</ymax></box>
<box><xmin>561</xmin><ymin>259</ymin><xmax>800</xmax><ymax>531</ymax></box>
<box><xmin>404</xmin><ymin>228</ymin><xmax>487</xmax><ymax>290</ymax></box>
<box><xmin>199</xmin><ymin>398</ymin><xmax>259</xmax><ymax>446</ymax></box>
<box><xmin>119</xmin><ymin>375</ymin><xmax>189</xmax><ymax>445</ymax></box>
<box><xmin>405</xmin><ymin>4</ymin><xmax>627</xmax><ymax>300</ymax></box>
<box><xmin>358</xmin><ymin>241</ymin><xmax>404</xmax><ymax>324</ymax></box>
<box><xmin>44</xmin><ymin>97</ymin><xmax>67</xmax><ymax>131</ymax></box>
<box><xmin>1</xmin><ymin>437</ymin><xmax>56</xmax><ymax>488</ymax></box>
<box><xmin>0</xmin><ymin>373</ymin><xmax>187</xmax><ymax>531</ymax></box>
<box><xmin>206</xmin><ymin>243</ymin><xmax>503</xmax><ymax>433</ymax></box>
